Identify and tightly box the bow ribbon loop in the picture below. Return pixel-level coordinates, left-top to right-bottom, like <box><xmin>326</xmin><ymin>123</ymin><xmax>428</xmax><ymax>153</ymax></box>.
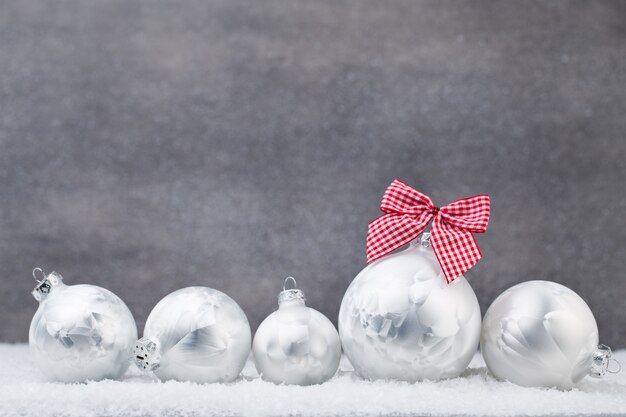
<box><xmin>366</xmin><ymin>179</ymin><xmax>490</xmax><ymax>283</ymax></box>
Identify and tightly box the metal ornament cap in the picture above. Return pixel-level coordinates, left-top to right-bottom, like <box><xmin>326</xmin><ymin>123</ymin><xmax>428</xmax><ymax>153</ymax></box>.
<box><xmin>590</xmin><ymin>344</ymin><xmax>618</xmax><ymax>378</ymax></box>
<box><xmin>278</xmin><ymin>277</ymin><xmax>305</xmax><ymax>305</ymax></box>
<box><xmin>31</xmin><ymin>268</ymin><xmax>63</xmax><ymax>302</ymax></box>
<box><xmin>134</xmin><ymin>337</ymin><xmax>161</xmax><ymax>372</ymax></box>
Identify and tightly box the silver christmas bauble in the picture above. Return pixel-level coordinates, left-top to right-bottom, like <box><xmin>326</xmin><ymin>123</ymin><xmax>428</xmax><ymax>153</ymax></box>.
<box><xmin>252</xmin><ymin>277</ymin><xmax>341</xmax><ymax>385</ymax></box>
<box><xmin>338</xmin><ymin>236</ymin><xmax>481</xmax><ymax>382</ymax></box>
<box><xmin>29</xmin><ymin>269</ymin><xmax>138</xmax><ymax>382</ymax></box>
<box><xmin>481</xmin><ymin>280</ymin><xmax>613</xmax><ymax>389</ymax></box>
<box><xmin>134</xmin><ymin>286</ymin><xmax>251</xmax><ymax>383</ymax></box>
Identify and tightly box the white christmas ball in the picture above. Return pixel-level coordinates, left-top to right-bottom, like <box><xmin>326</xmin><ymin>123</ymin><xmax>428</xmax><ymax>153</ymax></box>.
<box><xmin>29</xmin><ymin>270</ymin><xmax>138</xmax><ymax>382</ymax></box>
<box><xmin>135</xmin><ymin>286</ymin><xmax>251</xmax><ymax>383</ymax></box>
<box><xmin>252</xmin><ymin>280</ymin><xmax>341</xmax><ymax>385</ymax></box>
<box><xmin>481</xmin><ymin>280</ymin><xmax>600</xmax><ymax>389</ymax></box>
<box><xmin>338</xmin><ymin>240</ymin><xmax>481</xmax><ymax>381</ymax></box>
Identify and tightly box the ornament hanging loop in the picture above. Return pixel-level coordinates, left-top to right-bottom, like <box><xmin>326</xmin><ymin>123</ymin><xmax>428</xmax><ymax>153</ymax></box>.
<box><xmin>283</xmin><ymin>276</ymin><xmax>297</xmax><ymax>291</ymax></box>
<box><xmin>32</xmin><ymin>267</ymin><xmax>45</xmax><ymax>282</ymax></box>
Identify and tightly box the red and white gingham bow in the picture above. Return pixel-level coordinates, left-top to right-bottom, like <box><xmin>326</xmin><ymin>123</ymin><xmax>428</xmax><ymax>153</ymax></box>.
<box><xmin>366</xmin><ymin>179</ymin><xmax>490</xmax><ymax>283</ymax></box>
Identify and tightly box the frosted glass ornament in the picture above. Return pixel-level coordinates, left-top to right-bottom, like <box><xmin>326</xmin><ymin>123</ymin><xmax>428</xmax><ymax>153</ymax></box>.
<box><xmin>134</xmin><ymin>286</ymin><xmax>251</xmax><ymax>383</ymax></box>
<box><xmin>481</xmin><ymin>280</ymin><xmax>617</xmax><ymax>389</ymax></box>
<box><xmin>29</xmin><ymin>268</ymin><xmax>137</xmax><ymax>382</ymax></box>
<box><xmin>253</xmin><ymin>277</ymin><xmax>341</xmax><ymax>385</ymax></box>
<box><xmin>338</xmin><ymin>234</ymin><xmax>481</xmax><ymax>382</ymax></box>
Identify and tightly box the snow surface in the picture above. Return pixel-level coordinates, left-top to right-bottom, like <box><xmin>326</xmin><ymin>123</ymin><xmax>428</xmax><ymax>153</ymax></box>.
<box><xmin>0</xmin><ymin>344</ymin><xmax>625</xmax><ymax>417</ymax></box>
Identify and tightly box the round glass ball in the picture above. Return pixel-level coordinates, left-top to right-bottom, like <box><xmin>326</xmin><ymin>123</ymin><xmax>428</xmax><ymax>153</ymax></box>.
<box><xmin>253</xmin><ymin>288</ymin><xmax>341</xmax><ymax>385</ymax></box>
<box><xmin>338</xmin><ymin>241</ymin><xmax>481</xmax><ymax>381</ymax></box>
<box><xmin>29</xmin><ymin>273</ymin><xmax>137</xmax><ymax>382</ymax></box>
<box><xmin>140</xmin><ymin>286</ymin><xmax>251</xmax><ymax>383</ymax></box>
<box><xmin>480</xmin><ymin>280</ymin><xmax>599</xmax><ymax>388</ymax></box>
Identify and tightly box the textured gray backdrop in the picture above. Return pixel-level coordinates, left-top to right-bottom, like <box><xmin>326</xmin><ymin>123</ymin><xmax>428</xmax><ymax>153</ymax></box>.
<box><xmin>1</xmin><ymin>0</ymin><xmax>625</xmax><ymax>347</ymax></box>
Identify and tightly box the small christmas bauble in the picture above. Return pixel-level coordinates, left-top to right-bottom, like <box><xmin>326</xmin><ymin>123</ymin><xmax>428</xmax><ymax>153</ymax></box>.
<box><xmin>481</xmin><ymin>280</ymin><xmax>613</xmax><ymax>389</ymax></box>
<box><xmin>338</xmin><ymin>235</ymin><xmax>482</xmax><ymax>382</ymax></box>
<box><xmin>29</xmin><ymin>268</ymin><xmax>138</xmax><ymax>382</ymax></box>
<box><xmin>134</xmin><ymin>286</ymin><xmax>251</xmax><ymax>383</ymax></box>
<box><xmin>252</xmin><ymin>277</ymin><xmax>341</xmax><ymax>385</ymax></box>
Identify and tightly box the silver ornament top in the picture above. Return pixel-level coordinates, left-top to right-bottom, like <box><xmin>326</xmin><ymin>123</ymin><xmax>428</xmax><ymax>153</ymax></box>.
<box><xmin>31</xmin><ymin>268</ymin><xmax>64</xmax><ymax>302</ymax></box>
<box><xmin>591</xmin><ymin>344</ymin><xmax>611</xmax><ymax>377</ymax></box>
<box><xmin>410</xmin><ymin>231</ymin><xmax>431</xmax><ymax>248</ymax></box>
<box><xmin>590</xmin><ymin>344</ymin><xmax>621</xmax><ymax>378</ymax></box>
<box><xmin>277</xmin><ymin>276</ymin><xmax>305</xmax><ymax>306</ymax></box>
<box><xmin>134</xmin><ymin>337</ymin><xmax>161</xmax><ymax>372</ymax></box>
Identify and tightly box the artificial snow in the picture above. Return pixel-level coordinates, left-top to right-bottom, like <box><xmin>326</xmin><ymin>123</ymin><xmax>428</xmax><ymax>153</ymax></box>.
<box><xmin>0</xmin><ymin>344</ymin><xmax>624</xmax><ymax>417</ymax></box>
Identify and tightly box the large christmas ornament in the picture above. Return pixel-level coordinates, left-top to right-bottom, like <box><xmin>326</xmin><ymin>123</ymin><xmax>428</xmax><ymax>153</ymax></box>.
<box><xmin>134</xmin><ymin>286</ymin><xmax>251</xmax><ymax>383</ymax></box>
<box><xmin>252</xmin><ymin>277</ymin><xmax>341</xmax><ymax>385</ymax></box>
<box><xmin>481</xmin><ymin>280</ymin><xmax>617</xmax><ymax>389</ymax></box>
<box><xmin>29</xmin><ymin>268</ymin><xmax>137</xmax><ymax>382</ymax></box>
<box><xmin>339</xmin><ymin>180</ymin><xmax>490</xmax><ymax>382</ymax></box>
<box><xmin>339</xmin><ymin>236</ymin><xmax>482</xmax><ymax>381</ymax></box>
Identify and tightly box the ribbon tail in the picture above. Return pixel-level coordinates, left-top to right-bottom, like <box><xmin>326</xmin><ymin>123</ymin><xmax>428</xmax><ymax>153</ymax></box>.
<box><xmin>431</xmin><ymin>215</ymin><xmax>483</xmax><ymax>283</ymax></box>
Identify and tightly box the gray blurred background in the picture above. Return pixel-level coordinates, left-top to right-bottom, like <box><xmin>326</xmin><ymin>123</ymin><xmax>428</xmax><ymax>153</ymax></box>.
<box><xmin>1</xmin><ymin>0</ymin><xmax>625</xmax><ymax>346</ymax></box>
